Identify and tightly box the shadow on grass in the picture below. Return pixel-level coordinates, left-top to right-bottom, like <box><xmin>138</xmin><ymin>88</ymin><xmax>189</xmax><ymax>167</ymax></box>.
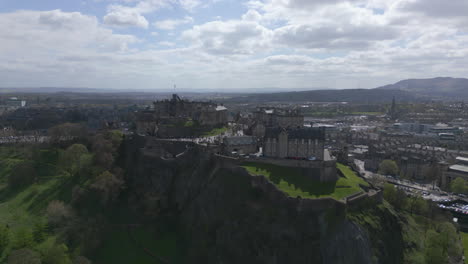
<box><xmin>26</xmin><ymin>177</ymin><xmax>76</xmax><ymax>214</ymax></box>
<box><xmin>244</xmin><ymin>162</ymin><xmax>340</xmax><ymax>197</ymax></box>
<box><xmin>0</xmin><ymin>185</ymin><xmax>26</xmax><ymax>204</ymax></box>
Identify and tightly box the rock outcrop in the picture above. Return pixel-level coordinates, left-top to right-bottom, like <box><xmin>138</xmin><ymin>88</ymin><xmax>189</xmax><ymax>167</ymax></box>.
<box><xmin>121</xmin><ymin>136</ymin><xmax>385</xmax><ymax>263</ymax></box>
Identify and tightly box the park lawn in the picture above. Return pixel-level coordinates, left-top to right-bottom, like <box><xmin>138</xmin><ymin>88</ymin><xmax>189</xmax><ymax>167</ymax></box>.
<box><xmin>92</xmin><ymin>227</ymin><xmax>183</xmax><ymax>264</ymax></box>
<box><xmin>462</xmin><ymin>232</ymin><xmax>468</xmax><ymax>264</ymax></box>
<box><xmin>242</xmin><ymin>162</ymin><xmax>368</xmax><ymax>200</ymax></box>
<box><xmin>202</xmin><ymin>127</ymin><xmax>228</xmax><ymax>137</ymax></box>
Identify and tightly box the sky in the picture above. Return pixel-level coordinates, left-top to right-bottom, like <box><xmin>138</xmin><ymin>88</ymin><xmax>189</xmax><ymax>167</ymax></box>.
<box><xmin>0</xmin><ymin>0</ymin><xmax>467</xmax><ymax>91</ymax></box>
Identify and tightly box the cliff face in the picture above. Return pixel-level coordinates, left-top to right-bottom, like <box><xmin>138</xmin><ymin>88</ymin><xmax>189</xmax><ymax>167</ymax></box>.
<box><xmin>122</xmin><ymin>137</ymin><xmax>387</xmax><ymax>263</ymax></box>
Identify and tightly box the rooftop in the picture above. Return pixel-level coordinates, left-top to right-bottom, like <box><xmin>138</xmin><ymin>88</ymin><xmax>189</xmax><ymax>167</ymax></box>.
<box><xmin>449</xmin><ymin>164</ymin><xmax>468</xmax><ymax>174</ymax></box>
<box><xmin>224</xmin><ymin>136</ymin><xmax>256</xmax><ymax>146</ymax></box>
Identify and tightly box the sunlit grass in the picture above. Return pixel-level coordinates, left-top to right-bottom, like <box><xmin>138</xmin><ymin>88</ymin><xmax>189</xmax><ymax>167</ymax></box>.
<box><xmin>242</xmin><ymin>162</ymin><xmax>368</xmax><ymax>200</ymax></box>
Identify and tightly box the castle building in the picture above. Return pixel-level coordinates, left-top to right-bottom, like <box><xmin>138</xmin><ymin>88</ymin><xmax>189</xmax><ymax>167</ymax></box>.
<box><xmin>153</xmin><ymin>94</ymin><xmax>228</xmax><ymax>126</ymax></box>
<box><xmin>263</xmin><ymin>127</ymin><xmax>326</xmax><ymax>160</ymax></box>
<box><xmin>136</xmin><ymin>94</ymin><xmax>228</xmax><ymax>136</ymax></box>
<box><xmin>254</xmin><ymin>107</ymin><xmax>304</xmax><ymax>129</ymax></box>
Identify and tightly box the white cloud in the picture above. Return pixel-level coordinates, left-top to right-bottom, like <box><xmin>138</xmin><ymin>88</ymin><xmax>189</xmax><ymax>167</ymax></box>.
<box><xmin>158</xmin><ymin>41</ymin><xmax>176</xmax><ymax>46</ymax></box>
<box><xmin>103</xmin><ymin>6</ymin><xmax>149</xmax><ymax>28</ymax></box>
<box><xmin>154</xmin><ymin>16</ymin><xmax>194</xmax><ymax>30</ymax></box>
<box><xmin>182</xmin><ymin>19</ymin><xmax>273</xmax><ymax>55</ymax></box>
<box><xmin>179</xmin><ymin>0</ymin><xmax>203</xmax><ymax>11</ymax></box>
<box><xmin>102</xmin><ymin>0</ymin><xmax>218</xmax><ymax>28</ymax></box>
<box><xmin>2</xmin><ymin>1</ymin><xmax>468</xmax><ymax>90</ymax></box>
<box><xmin>242</xmin><ymin>10</ymin><xmax>262</xmax><ymax>21</ymax></box>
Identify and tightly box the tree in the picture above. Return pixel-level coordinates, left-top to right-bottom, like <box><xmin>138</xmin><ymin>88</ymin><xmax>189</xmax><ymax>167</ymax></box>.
<box><xmin>73</xmin><ymin>256</ymin><xmax>91</xmax><ymax>264</ymax></box>
<box><xmin>8</xmin><ymin>249</ymin><xmax>41</xmax><ymax>264</ymax></box>
<box><xmin>49</xmin><ymin>123</ymin><xmax>87</xmax><ymax>143</ymax></box>
<box><xmin>437</xmin><ymin>222</ymin><xmax>463</xmax><ymax>259</ymax></box>
<box><xmin>407</xmin><ymin>195</ymin><xmax>429</xmax><ymax>216</ymax></box>
<box><xmin>450</xmin><ymin>177</ymin><xmax>468</xmax><ymax>194</ymax></box>
<box><xmin>383</xmin><ymin>183</ymin><xmax>397</xmax><ymax>204</ymax></box>
<box><xmin>425</xmin><ymin>163</ymin><xmax>440</xmax><ymax>189</ymax></box>
<box><xmin>8</xmin><ymin>161</ymin><xmax>37</xmax><ymax>189</ymax></box>
<box><xmin>368</xmin><ymin>173</ymin><xmax>386</xmax><ymax>188</ymax></box>
<box><xmin>378</xmin><ymin>160</ymin><xmax>399</xmax><ymax>176</ymax></box>
<box><xmin>46</xmin><ymin>200</ymin><xmax>74</xmax><ymax>227</ymax></box>
<box><xmin>90</xmin><ymin>171</ymin><xmax>124</xmax><ymax>205</ymax></box>
<box><xmin>39</xmin><ymin>243</ymin><xmax>72</xmax><ymax>264</ymax></box>
<box><xmin>59</xmin><ymin>144</ymin><xmax>91</xmax><ymax>177</ymax></box>
<box><xmin>90</xmin><ymin>134</ymin><xmax>114</xmax><ymax>170</ymax></box>
<box><xmin>425</xmin><ymin>230</ymin><xmax>447</xmax><ymax>264</ymax></box>
<box><xmin>0</xmin><ymin>224</ymin><xmax>10</xmax><ymax>254</ymax></box>
<box><xmin>384</xmin><ymin>183</ymin><xmax>407</xmax><ymax>209</ymax></box>
<box><xmin>33</xmin><ymin>221</ymin><xmax>48</xmax><ymax>243</ymax></box>
<box><xmin>12</xmin><ymin>228</ymin><xmax>34</xmax><ymax>249</ymax></box>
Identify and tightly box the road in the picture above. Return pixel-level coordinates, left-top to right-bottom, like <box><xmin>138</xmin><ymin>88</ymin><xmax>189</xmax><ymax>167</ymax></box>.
<box><xmin>354</xmin><ymin>159</ymin><xmax>465</xmax><ymax>202</ymax></box>
<box><xmin>0</xmin><ymin>135</ymin><xmax>49</xmax><ymax>144</ymax></box>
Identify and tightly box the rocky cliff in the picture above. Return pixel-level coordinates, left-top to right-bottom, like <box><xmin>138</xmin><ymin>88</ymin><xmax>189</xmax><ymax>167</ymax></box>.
<box><xmin>121</xmin><ymin>136</ymin><xmax>399</xmax><ymax>264</ymax></box>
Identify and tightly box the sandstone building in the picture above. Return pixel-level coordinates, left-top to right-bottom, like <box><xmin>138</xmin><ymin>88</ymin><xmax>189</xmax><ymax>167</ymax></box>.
<box><xmin>263</xmin><ymin>127</ymin><xmax>326</xmax><ymax>160</ymax></box>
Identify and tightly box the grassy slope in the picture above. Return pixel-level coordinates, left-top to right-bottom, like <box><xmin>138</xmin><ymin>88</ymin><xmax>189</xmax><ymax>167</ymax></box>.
<box><xmin>0</xmin><ymin>147</ymin><xmax>65</xmax><ymax>261</ymax></box>
<box><xmin>202</xmin><ymin>127</ymin><xmax>228</xmax><ymax>137</ymax></box>
<box><xmin>462</xmin><ymin>232</ymin><xmax>468</xmax><ymax>264</ymax></box>
<box><xmin>242</xmin><ymin>162</ymin><xmax>368</xmax><ymax>200</ymax></box>
<box><xmin>0</xmin><ymin>146</ymin><xmax>182</xmax><ymax>263</ymax></box>
<box><xmin>92</xmin><ymin>227</ymin><xmax>181</xmax><ymax>264</ymax></box>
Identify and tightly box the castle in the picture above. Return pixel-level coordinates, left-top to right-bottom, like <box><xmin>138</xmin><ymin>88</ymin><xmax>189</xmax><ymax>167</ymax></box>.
<box><xmin>137</xmin><ymin>94</ymin><xmax>228</xmax><ymax>137</ymax></box>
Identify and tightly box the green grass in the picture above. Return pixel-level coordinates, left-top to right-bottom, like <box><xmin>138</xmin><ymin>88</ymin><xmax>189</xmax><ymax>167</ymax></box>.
<box><xmin>0</xmin><ymin>146</ymin><xmax>72</xmax><ymax>261</ymax></box>
<box><xmin>241</xmin><ymin>162</ymin><xmax>368</xmax><ymax>200</ymax></box>
<box><xmin>202</xmin><ymin>126</ymin><xmax>228</xmax><ymax>137</ymax></box>
<box><xmin>183</xmin><ymin>120</ymin><xmax>195</xmax><ymax>127</ymax></box>
<box><xmin>350</xmin><ymin>112</ymin><xmax>384</xmax><ymax>116</ymax></box>
<box><xmin>461</xmin><ymin>232</ymin><xmax>468</xmax><ymax>264</ymax></box>
<box><xmin>92</xmin><ymin>227</ymin><xmax>183</xmax><ymax>264</ymax></box>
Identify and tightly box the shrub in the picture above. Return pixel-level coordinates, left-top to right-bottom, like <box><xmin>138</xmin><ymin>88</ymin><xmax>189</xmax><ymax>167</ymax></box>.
<box><xmin>8</xmin><ymin>248</ymin><xmax>41</xmax><ymax>264</ymax></box>
<box><xmin>46</xmin><ymin>201</ymin><xmax>74</xmax><ymax>227</ymax></box>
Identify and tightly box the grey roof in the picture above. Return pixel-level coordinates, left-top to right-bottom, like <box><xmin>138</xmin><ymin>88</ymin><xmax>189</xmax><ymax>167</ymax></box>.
<box><xmin>456</xmin><ymin>157</ymin><xmax>468</xmax><ymax>163</ymax></box>
<box><xmin>449</xmin><ymin>165</ymin><xmax>468</xmax><ymax>174</ymax></box>
<box><xmin>224</xmin><ymin>136</ymin><xmax>256</xmax><ymax>146</ymax></box>
<box><xmin>265</xmin><ymin>127</ymin><xmax>325</xmax><ymax>140</ymax></box>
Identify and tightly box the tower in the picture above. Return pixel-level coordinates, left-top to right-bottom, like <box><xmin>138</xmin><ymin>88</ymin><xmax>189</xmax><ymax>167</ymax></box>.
<box><xmin>390</xmin><ymin>96</ymin><xmax>397</xmax><ymax>120</ymax></box>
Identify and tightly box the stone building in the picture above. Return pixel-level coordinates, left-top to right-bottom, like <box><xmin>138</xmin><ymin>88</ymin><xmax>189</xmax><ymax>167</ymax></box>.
<box><xmin>441</xmin><ymin>157</ymin><xmax>468</xmax><ymax>188</ymax></box>
<box><xmin>153</xmin><ymin>94</ymin><xmax>227</xmax><ymax>126</ymax></box>
<box><xmin>263</xmin><ymin>127</ymin><xmax>326</xmax><ymax>160</ymax></box>
<box><xmin>254</xmin><ymin>107</ymin><xmax>303</xmax><ymax>128</ymax></box>
<box><xmin>223</xmin><ymin>136</ymin><xmax>258</xmax><ymax>154</ymax></box>
<box><xmin>136</xmin><ymin>94</ymin><xmax>228</xmax><ymax>136</ymax></box>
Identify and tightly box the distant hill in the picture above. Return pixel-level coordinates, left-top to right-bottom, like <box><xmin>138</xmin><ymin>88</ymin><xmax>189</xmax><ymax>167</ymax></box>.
<box><xmin>225</xmin><ymin>88</ymin><xmax>420</xmax><ymax>104</ymax></box>
<box><xmin>225</xmin><ymin>77</ymin><xmax>468</xmax><ymax>103</ymax></box>
<box><xmin>377</xmin><ymin>77</ymin><xmax>468</xmax><ymax>99</ymax></box>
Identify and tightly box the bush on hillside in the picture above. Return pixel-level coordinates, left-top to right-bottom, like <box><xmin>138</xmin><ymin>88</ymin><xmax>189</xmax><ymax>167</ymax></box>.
<box><xmin>8</xmin><ymin>248</ymin><xmax>41</xmax><ymax>264</ymax></box>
